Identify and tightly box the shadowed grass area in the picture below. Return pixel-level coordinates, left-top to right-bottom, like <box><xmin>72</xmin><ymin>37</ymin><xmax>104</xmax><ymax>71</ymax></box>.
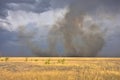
<box><xmin>0</xmin><ymin>58</ymin><xmax>120</xmax><ymax>80</ymax></box>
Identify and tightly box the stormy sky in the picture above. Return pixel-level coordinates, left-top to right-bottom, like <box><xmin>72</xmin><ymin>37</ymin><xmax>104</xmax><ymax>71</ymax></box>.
<box><xmin>0</xmin><ymin>0</ymin><xmax>120</xmax><ymax>57</ymax></box>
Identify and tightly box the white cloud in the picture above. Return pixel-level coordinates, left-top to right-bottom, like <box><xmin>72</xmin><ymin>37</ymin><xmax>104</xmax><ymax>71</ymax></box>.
<box><xmin>0</xmin><ymin>7</ymin><xmax>68</xmax><ymax>32</ymax></box>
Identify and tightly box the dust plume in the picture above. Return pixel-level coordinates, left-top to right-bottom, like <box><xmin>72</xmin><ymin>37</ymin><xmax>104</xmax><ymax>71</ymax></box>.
<box><xmin>48</xmin><ymin>0</ymin><xmax>105</xmax><ymax>57</ymax></box>
<box><xmin>18</xmin><ymin>0</ymin><xmax>105</xmax><ymax>57</ymax></box>
<box><xmin>18</xmin><ymin>25</ymin><xmax>51</xmax><ymax>56</ymax></box>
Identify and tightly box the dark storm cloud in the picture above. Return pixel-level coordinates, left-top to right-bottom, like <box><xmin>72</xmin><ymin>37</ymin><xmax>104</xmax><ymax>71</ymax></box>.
<box><xmin>100</xmin><ymin>0</ymin><xmax>120</xmax><ymax>14</ymax></box>
<box><xmin>0</xmin><ymin>27</ymin><xmax>17</xmax><ymax>56</ymax></box>
<box><xmin>99</xmin><ymin>25</ymin><xmax>120</xmax><ymax>57</ymax></box>
<box><xmin>50</xmin><ymin>0</ymin><xmax>120</xmax><ymax>14</ymax></box>
<box><xmin>0</xmin><ymin>27</ymin><xmax>33</xmax><ymax>57</ymax></box>
<box><xmin>102</xmin><ymin>0</ymin><xmax>120</xmax><ymax>7</ymax></box>
<box><xmin>0</xmin><ymin>28</ymin><xmax>16</xmax><ymax>46</ymax></box>
<box><xmin>7</xmin><ymin>0</ymin><xmax>50</xmax><ymax>13</ymax></box>
<box><xmin>0</xmin><ymin>0</ymin><xmax>34</xmax><ymax>17</ymax></box>
<box><xmin>0</xmin><ymin>0</ymin><xmax>120</xmax><ymax>18</ymax></box>
<box><xmin>0</xmin><ymin>0</ymin><xmax>50</xmax><ymax>18</ymax></box>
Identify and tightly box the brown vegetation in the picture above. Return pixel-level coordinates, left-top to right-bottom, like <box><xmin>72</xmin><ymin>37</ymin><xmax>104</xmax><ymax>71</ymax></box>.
<box><xmin>0</xmin><ymin>58</ymin><xmax>120</xmax><ymax>80</ymax></box>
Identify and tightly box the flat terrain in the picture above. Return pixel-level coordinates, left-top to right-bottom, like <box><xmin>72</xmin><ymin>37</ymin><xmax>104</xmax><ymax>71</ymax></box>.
<box><xmin>0</xmin><ymin>58</ymin><xmax>120</xmax><ymax>80</ymax></box>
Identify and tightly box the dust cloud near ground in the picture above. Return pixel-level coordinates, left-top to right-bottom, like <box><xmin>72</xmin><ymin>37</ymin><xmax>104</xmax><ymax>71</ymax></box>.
<box><xmin>48</xmin><ymin>0</ymin><xmax>105</xmax><ymax>57</ymax></box>
<box><xmin>18</xmin><ymin>0</ymin><xmax>105</xmax><ymax>57</ymax></box>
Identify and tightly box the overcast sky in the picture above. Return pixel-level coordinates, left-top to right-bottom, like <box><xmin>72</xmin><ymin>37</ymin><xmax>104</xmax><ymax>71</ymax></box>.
<box><xmin>0</xmin><ymin>0</ymin><xmax>120</xmax><ymax>57</ymax></box>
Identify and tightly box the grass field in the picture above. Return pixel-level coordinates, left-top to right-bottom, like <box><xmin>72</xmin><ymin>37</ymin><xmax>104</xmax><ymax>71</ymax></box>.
<box><xmin>0</xmin><ymin>57</ymin><xmax>120</xmax><ymax>80</ymax></box>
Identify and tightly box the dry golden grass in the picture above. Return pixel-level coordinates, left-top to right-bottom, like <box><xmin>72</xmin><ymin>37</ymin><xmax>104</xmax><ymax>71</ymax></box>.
<box><xmin>0</xmin><ymin>57</ymin><xmax>120</xmax><ymax>80</ymax></box>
